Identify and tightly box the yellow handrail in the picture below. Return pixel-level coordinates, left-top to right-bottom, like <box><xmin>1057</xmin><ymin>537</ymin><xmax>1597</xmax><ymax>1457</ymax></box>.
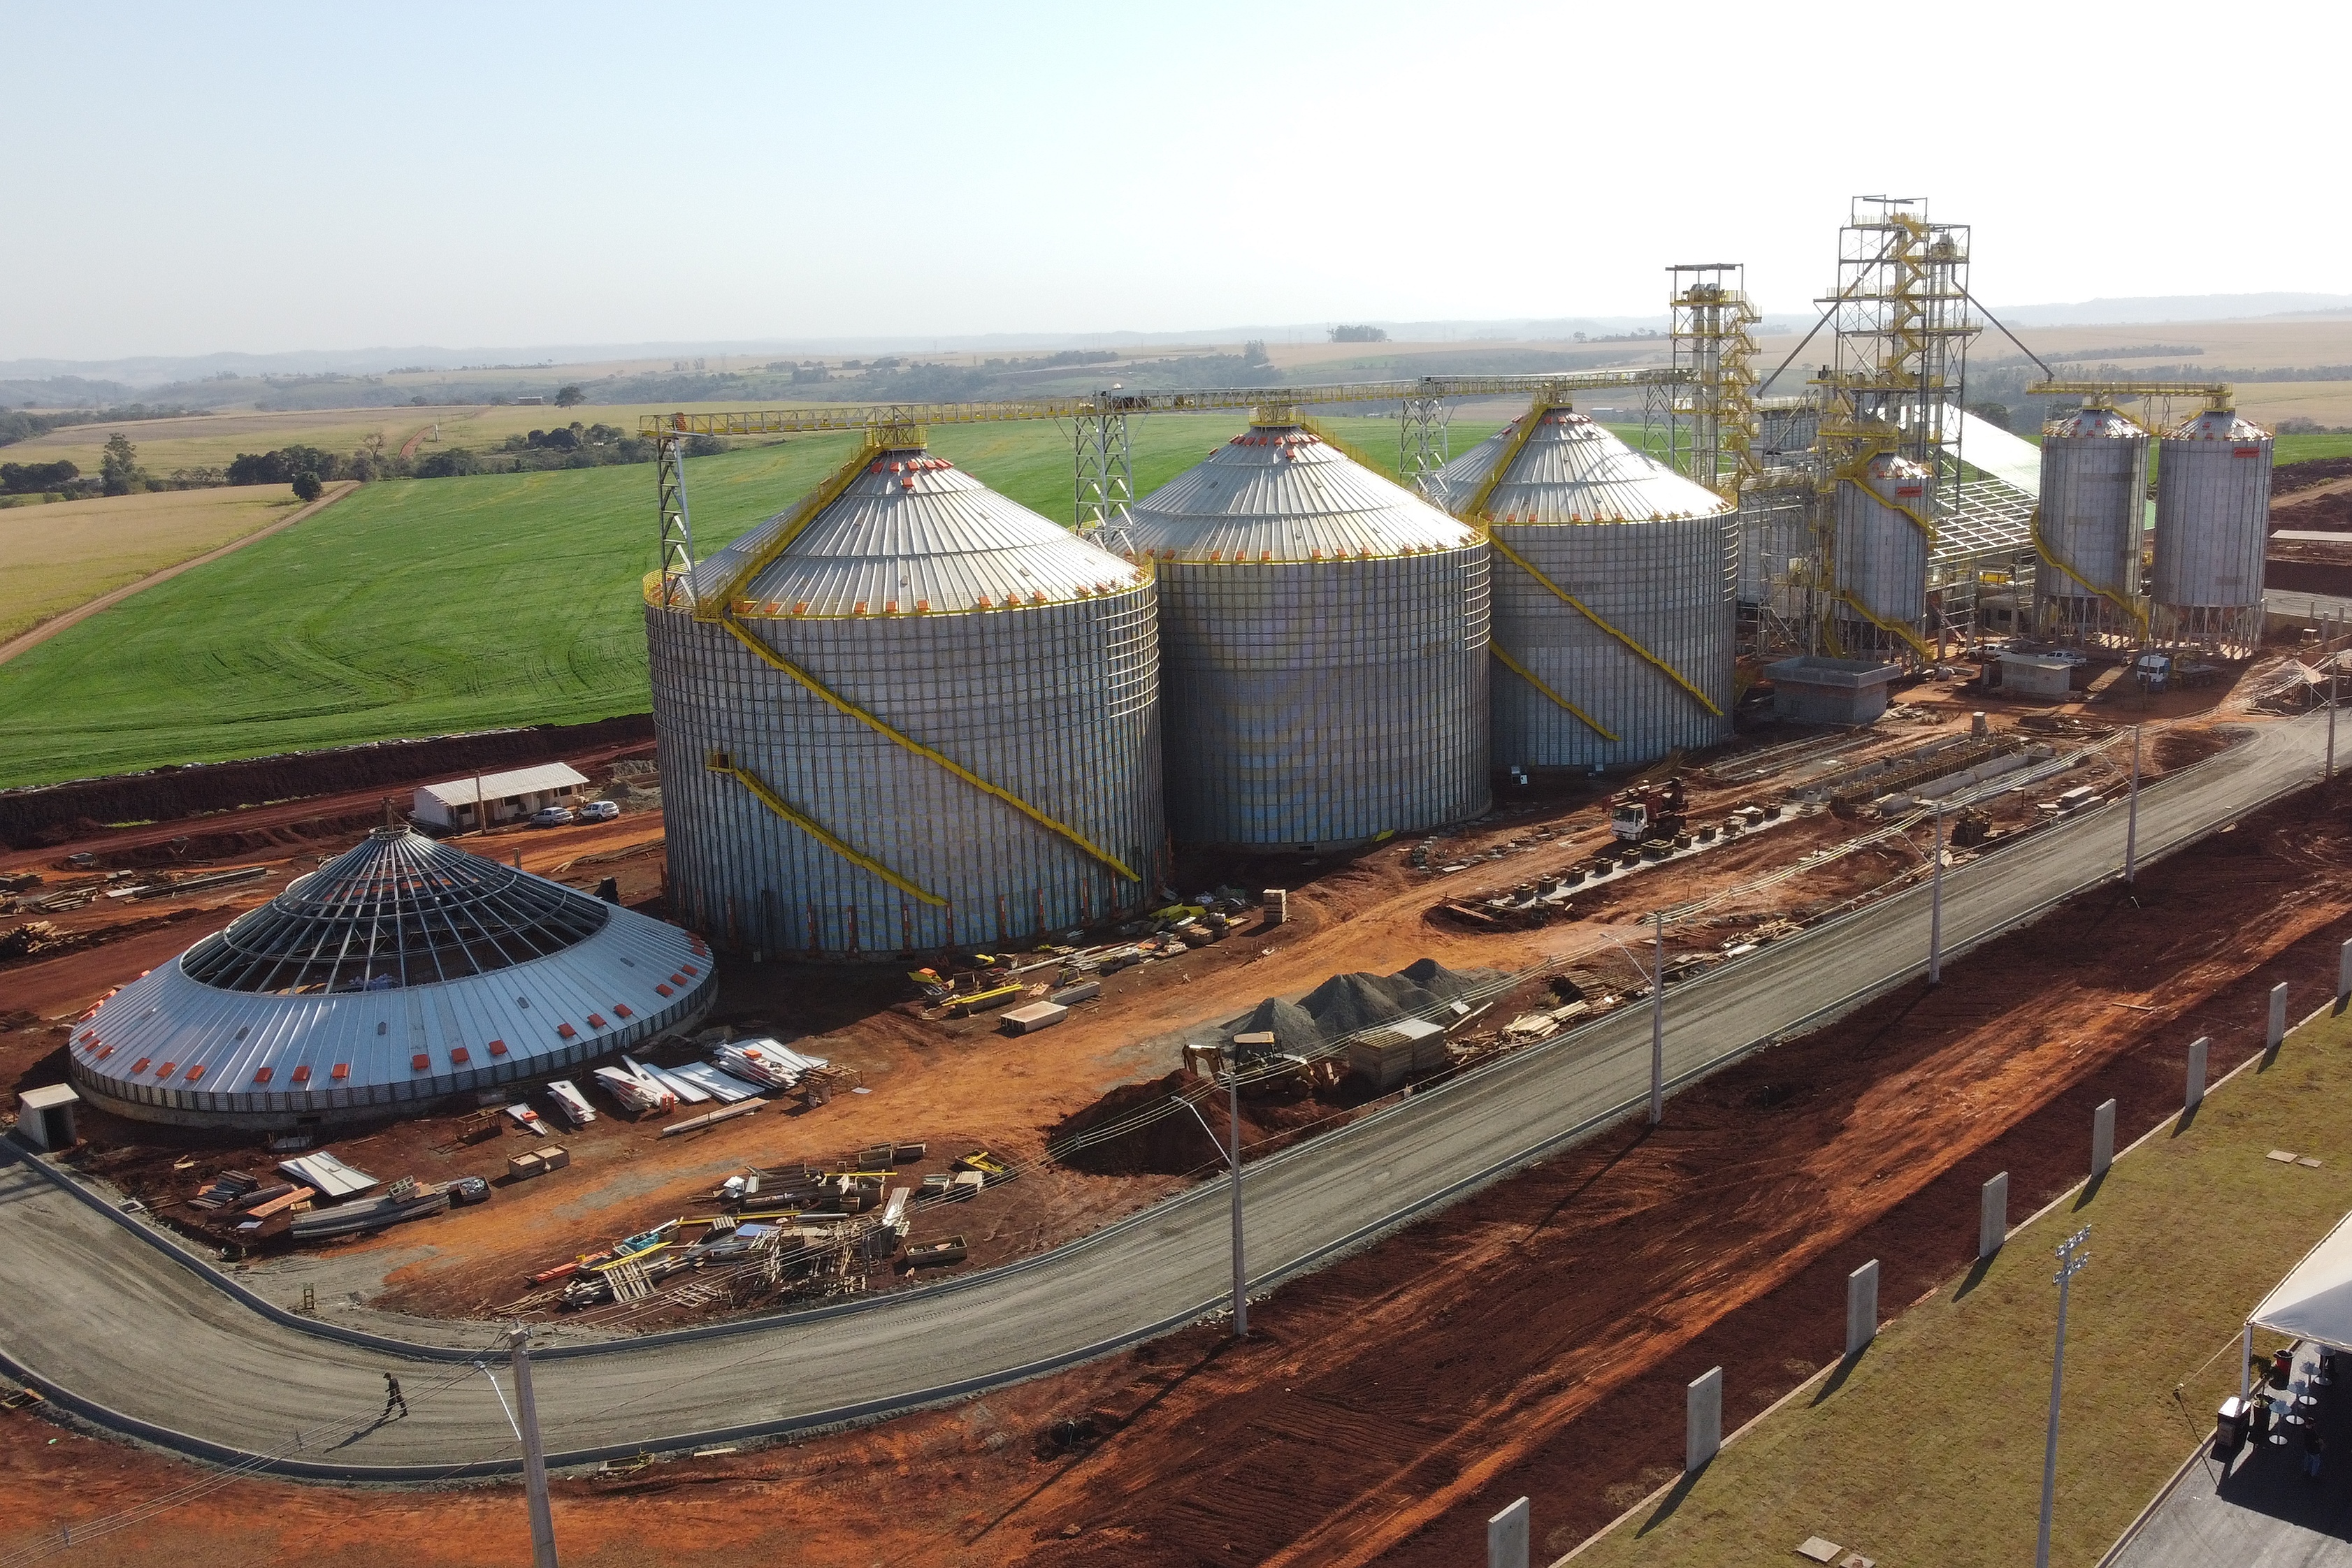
<box><xmin>1489</xmin><ymin>644</ymin><xmax>1618</xmax><ymax>741</ymax></box>
<box><xmin>1828</xmin><ymin>590</ymin><xmax>1935</xmax><ymax>661</ymax></box>
<box><xmin>1483</xmin><ymin>532</ymin><xmax>1724</xmax><ymax>718</ymax></box>
<box><xmin>716</xmin><ymin>616</ymin><xmax>1140</xmax><ymax>883</ymax></box>
<box><xmin>705</xmin><ymin>752</ymin><xmax>946</xmax><ymax>906</ymax></box>
<box><xmin>2028</xmin><ymin>507</ymin><xmax>2149</xmax><ymax>639</ymax></box>
<box><xmin>691</xmin><ymin>435</ymin><xmax>890</xmax><ymax>623</ymax></box>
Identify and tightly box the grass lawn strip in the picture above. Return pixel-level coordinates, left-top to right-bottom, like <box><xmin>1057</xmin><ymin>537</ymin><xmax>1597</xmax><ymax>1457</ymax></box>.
<box><xmin>1564</xmin><ymin>1003</ymin><xmax>2352</xmax><ymax>1568</ymax></box>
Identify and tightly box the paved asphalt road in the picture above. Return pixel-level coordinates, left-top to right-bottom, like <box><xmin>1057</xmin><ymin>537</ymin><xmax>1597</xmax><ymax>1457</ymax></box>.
<box><xmin>0</xmin><ymin>713</ymin><xmax>2332</xmax><ymax>1478</ymax></box>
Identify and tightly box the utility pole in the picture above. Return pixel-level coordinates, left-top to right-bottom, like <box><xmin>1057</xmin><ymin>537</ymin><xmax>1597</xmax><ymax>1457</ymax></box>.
<box><xmin>1649</xmin><ymin>909</ymin><xmax>1666</xmax><ymax>1126</ymax></box>
<box><xmin>509</xmin><ymin>1326</ymin><xmax>560</xmax><ymax>1568</ymax></box>
<box><xmin>2037</xmin><ymin>1227</ymin><xmax>2091</xmax><ymax>1568</ymax></box>
<box><xmin>1226</xmin><ymin>1060</ymin><xmax>1247</xmax><ymax>1337</ymax></box>
<box><xmin>2123</xmin><ymin>725</ymin><xmax>2142</xmax><ymax>886</ymax></box>
<box><xmin>1928</xmin><ymin>808</ymin><xmax>1946</xmax><ymax>985</ymax></box>
<box><xmin>2330</xmin><ymin>648</ymin><xmax>2339</xmax><ymax>783</ymax></box>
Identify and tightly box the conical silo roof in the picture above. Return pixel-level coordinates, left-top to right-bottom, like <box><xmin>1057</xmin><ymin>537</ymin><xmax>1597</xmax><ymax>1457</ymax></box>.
<box><xmin>691</xmin><ymin>447</ymin><xmax>1143</xmax><ymax>618</ymax></box>
<box><xmin>182</xmin><ymin>825</ymin><xmax>610</xmax><ymax>994</ymax></box>
<box><xmin>1124</xmin><ymin>424</ymin><xmax>1477</xmax><ymax>561</ymax></box>
<box><xmin>1429</xmin><ymin>410</ymin><xmax>1731</xmax><ymax>523</ymax></box>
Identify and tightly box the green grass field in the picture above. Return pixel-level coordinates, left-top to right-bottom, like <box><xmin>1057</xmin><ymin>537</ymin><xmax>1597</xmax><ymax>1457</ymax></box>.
<box><xmin>0</xmin><ymin>409</ymin><xmax>1523</xmax><ymax>788</ymax></box>
<box><xmin>1574</xmin><ymin>1007</ymin><xmax>2352</xmax><ymax>1568</ymax></box>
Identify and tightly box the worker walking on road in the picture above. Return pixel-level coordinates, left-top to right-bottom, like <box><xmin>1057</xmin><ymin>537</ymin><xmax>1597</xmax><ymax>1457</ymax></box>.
<box><xmin>383</xmin><ymin>1373</ymin><xmax>407</xmax><ymax>1421</ymax></box>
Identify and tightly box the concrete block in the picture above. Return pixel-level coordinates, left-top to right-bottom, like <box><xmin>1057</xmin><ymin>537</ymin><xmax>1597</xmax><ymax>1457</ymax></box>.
<box><xmin>2270</xmin><ymin>982</ymin><xmax>2290</xmax><ymax>1050</ymax></box>
<box><xmin>2340</xmin><ymin>940</ymin><xmax>2352</xmax><ymax>1007</ymax></box>
<box><xmin>2091</xmin><ymin>1099</ymin><xmax>2116</xmax><ymax>1179</ymax></box>
<box><xmin>1687</xmin><ymin>1365</ymin><xmax>1723</xmax><ymax>1472</ymax></box>
<box><xmin>1486</xmin><ymin>1497</ymin><xmax>1529</xmax><ymax>1568</ymax></box>
<box><xmin>1846</xmin><ymin>1260</ymin><xmax>1880</xmax><ymax>1357</ymax></box>
<box><xmin>1766</xmin><ymin>656</ymin><xmax>1901</xmax><ymax>727</ymax></box>
<box><xmin>1979</xmin><ymin>1172</ymin><xmax>2008</xmax><ymax>1261</ymax></box>
<box><xmin>2186</xmin><ymin>1036</ymin><xmax>2209</xmax><ymax>1112</ymax></box>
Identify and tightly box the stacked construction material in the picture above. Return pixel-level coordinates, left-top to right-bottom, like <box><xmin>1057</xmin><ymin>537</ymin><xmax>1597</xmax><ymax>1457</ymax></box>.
<box><xmin>594</xmin><ymin>1062</ymin><xmax>676</xmax><ymax>1115</ymax></box>
<box><xmin>547</xmin><ymin>1080</ymin><xmax>598</xmax><ymax>1128</ymax></box>
<box><xmin>713</xmin><ymin>1037</ymin><xmax>830</xmax><ymax>1091</ymax></box>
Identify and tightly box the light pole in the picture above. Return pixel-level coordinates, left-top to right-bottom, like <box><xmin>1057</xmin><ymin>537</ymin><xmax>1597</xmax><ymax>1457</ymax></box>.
<box><xmin>1226</xmin><ymin>1059</ymin><xmax>1247</xmax><ymax>1337</ymax></box>
<box><xmin>2037</xmin><ymin>1227</ymin><xmax>2091</xmax><ymax>1568</ymax></box>
<box><xmin>1928</xmin><ymin>807</ymin><xmax>1946</xmax><ymax>986</ymax></box>
<box><xmin>1649</xmin><ymin>909</ymin><xmax>1666</xmax><ymax>1126</ymax></box>
<box><xmin>509</xmin><ymin>1326</ymin><xmax>560</xmax><ymax>1568</ymax></box>
<box><xmin>2123</xmin><ymin>725</ymin><xmax>2141</xmax><ymax>887</ymax></box>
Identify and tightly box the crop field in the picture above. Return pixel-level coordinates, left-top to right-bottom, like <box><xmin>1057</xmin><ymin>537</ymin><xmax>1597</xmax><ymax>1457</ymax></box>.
<box><xmin>8</xmin><ymin>408</ymin><xmax>445</xmax><ymax>476</ymax></box>
<box><xmin>0</xmin><ymin>484</ymin><xmax>312</xmax><ymax>644</ymax></box>
<box><xmin>4</xmin><ymin>409</ymin><xmax>1511</xmax><ymax>787</ymax></box>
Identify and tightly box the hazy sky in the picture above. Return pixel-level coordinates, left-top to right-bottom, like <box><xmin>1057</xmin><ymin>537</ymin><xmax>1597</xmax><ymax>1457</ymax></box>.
<box><xmin>4</xmin><ymin>0</ymin><xmax>2341</xmax><ymax>361</ymax></box>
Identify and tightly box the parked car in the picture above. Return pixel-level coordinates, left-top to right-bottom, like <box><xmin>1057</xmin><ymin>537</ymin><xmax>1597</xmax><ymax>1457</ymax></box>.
<box><xmin>529</xmin><ymin>806</ymin><xmax>575</xmax><ymax>827</ymax></box>
<box><xmin>447</xmin><ymin>1175</ymin><xmax>491</xmax><ymax>1206</ymax></box>
<box><xmin>577</xmin><ymin>799</ymin><xmax>620</xmax><ymax>822</ymax></box>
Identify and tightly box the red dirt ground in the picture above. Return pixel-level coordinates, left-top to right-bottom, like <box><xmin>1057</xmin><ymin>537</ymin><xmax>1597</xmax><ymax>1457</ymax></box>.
<box><xmin>5</xmin><ymin>753</ymin><xmax>2348</xmax><ymax>1566</ymax></box>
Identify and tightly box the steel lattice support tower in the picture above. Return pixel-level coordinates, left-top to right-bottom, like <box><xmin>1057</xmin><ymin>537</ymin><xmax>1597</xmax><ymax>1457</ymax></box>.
<box><xmin>1399</xmin><ymin>394</ymin><xmax>1452</xmax><ymax>496</ymax></box>
<box><xmin>1812</xmin><ymin>196</ymin><xmax>1978</xmax><ymax>660</ymax></box>
<box><xmin>656</xmin><ymin>431</ymin><xmax>695</xmax><ymax>609</ymax></box>
<box><xmin>1669</xmin><ymin>263</ymin><xmax>1764</xmax><ymax>503</ymax></box>
<box><xmin>1073</xmin><ymin>400</ymin><xmax>1134</xmax><ymax>544</ymax></box>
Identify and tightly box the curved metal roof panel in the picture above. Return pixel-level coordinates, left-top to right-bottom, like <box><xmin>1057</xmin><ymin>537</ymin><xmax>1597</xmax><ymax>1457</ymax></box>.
<box><xmin>67</xmin><ymin>832</ymin><xmax>716</xmax><ymax>1125</ymax></box>
<box><xmin>2165</xmin><ymin>409</ymin><xmax>2271</xmax><ymax>443</ymax></box>
<box><xmin>1123</xmin><ymin>426</ymin><xmax>1478</xmax><ymax>563</ymax></box>
<box><xmin>693</xmin><ymin>449</ymin><xmax>1145</xmax><ymax>619</ymax></box>
<box><xmin>1427</xmin><ymin>411</ymin><xmax>1732</xmax><ymax>523</ymax></box>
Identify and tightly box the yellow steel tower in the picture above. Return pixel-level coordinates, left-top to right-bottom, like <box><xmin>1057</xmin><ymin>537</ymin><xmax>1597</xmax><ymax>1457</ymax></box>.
<box><xmin>1669</xmin><ymin>263</ymin><xmax>1763</xmax><ymax>503</ymax></box>
<box><xmin>1812</xmin><ymin>197</ymin><xmax>1978</xmax><ymax>662</ymax></box>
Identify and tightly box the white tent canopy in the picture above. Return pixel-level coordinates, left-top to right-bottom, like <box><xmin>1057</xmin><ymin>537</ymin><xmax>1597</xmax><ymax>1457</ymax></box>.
<box><xmin>2249</xmin><ymin>1207</ymin><xmax>2352</xmax><ymax>1344</ymax></box>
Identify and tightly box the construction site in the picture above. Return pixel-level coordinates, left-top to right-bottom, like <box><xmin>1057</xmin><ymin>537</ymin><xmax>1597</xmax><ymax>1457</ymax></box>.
<box><xmin>6</xmin><ymin>194</ymin><xmax>2352</xmax><ymax>1565</ymax></box>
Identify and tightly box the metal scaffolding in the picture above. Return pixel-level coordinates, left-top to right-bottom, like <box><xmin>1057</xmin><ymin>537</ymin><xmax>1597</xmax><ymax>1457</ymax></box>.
<box><xmin>1812</xmin><ymin>196</ymin><xmax>1979</xmax><ymax>660</ymax></box>
<box><xmin>1670</xmin><ymin>263</ymin><xmax>1764</xmax><ymax>502</ymax></box>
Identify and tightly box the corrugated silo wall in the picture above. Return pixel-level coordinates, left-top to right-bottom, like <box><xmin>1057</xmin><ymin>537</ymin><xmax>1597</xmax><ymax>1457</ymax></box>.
<box><xmin>2153</xmin><ymin>437</ymin><xmax>2271</xmax><ymax>613</ymax></box>
<box><xmin>1490</xmin><ymin>514</ymin><xmax>1736</xmax><ymax>771</ymax></box>
<box><xmin>1833</xmin><ymin>483</ymin><xmax>1928</xmax><ymax>628</ymax></box>
<box><xmin>2036</xmin><ymin>433</ymin><xmax>2146</xmax><ymax>616</ymax></box>
<box><xmin>646</xmin><ymin>589</ymin><xmax>1163</xmax><ymax>956</ymax></box>
<box><xmin>1154</xmin><ymin>546</ymin><xmax>1491</xmax><ymax>848</ymax></box>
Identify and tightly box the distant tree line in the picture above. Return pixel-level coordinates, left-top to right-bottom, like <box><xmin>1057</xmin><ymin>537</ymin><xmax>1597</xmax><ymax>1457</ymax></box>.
<box><xmin>1329</xmin><ymin>325</ymin><xmax>1389</xmax><ymax>343</ymax></box>
<box><xmin>0</xmin><ymin>404</ymin><xmax>199</xmax><ymax>450</ymax></box>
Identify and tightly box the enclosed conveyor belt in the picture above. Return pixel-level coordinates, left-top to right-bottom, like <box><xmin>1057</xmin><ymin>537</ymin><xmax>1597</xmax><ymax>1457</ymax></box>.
<box><xmin>716</xmin><ymin>617</ymin><xmax>1141</xmax><ymax>884</ymax></box>
<box><xmin>703</xmin><ymin>751</ymin><xmax>946</xmax><ymax>907</ymax></box>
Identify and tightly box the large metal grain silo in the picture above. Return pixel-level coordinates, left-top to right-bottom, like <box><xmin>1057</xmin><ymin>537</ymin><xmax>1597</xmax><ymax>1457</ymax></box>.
<box><xmin>1124</xmin><ymin>419</ymin><xmax>1489</xmax><ymax>850</ymax></box>
<box><xmin>645</xmin><ymin>442</ymin><xmax>1163</xmax><ymax>957</ymax></box>
<box><xmin>2035</xmin><ymin>405</ymin><xmax>2148</xmax><ymax>641</ymax></box>
<box><xmin>1429</xmin><ymin>408</ymin><xmax>1736</xmax><ymax>770</ymax></box>
<box><xmin>1831</xmin><ymin>451</ymin><xmax>1932</xmax><ymax>655</ymax></box>
<box><xmin>2153</xmin><ymin>407</ymin><xmax>2272</xmax><ymax>652</ymax></box>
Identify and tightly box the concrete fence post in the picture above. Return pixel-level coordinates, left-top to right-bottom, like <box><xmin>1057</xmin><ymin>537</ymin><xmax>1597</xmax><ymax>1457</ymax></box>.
<box><xmin>1687</xmin><ymin>1366</ymin><xmax>1724</xmax><ymax>1472</ymax></box>
<box><xmin>1980</xmin><ymin>1172</ymin><xmax>2009</xmax><ymax>1261</ymax></box>
<box><xmin>2340</xmin><ymin>940</ymin><xmax>2352</xmax><ymax>1008</ymax></box>
<box><xmin>2269</xmin><ymin>982</ymin><xmax>2290</xmax><ymax>1051</ymax></box>
<box><xmin>2186</xmin><ymin>1037</ymin><xmax>2209</xmax><ymax>1113</ymax></box>
<box><xmin>2091</xmin><ymin>1098</ymin><xmax>2117</xmax><ymax>1179</ymax></box>
<box><xmin>1487</xmin><ymin>1497</ymin><xmax>1529</xmax><ymax>1568</ymax></box>
<box><xmin>1846</xmin><ymin>1260</ymin><xmax>1880</xmax><ymax>1357</ymax></box>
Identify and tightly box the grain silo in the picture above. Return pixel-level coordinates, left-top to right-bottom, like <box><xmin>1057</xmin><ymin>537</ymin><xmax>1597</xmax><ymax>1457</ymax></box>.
<box><xmin>2033</xmin><ymin>404</ymin><xmax>2149</xmax><ymax>642</ymax></box>
<box><xmin>67</xmin><ymin>827</ymin><xmax>715</xmax><ymax>1130</ymax></box>
<box><xmin>645</xmin><ymin>440</ymin><xmax>1163</xmax><ymax>957</ymax></box>
<box><xmin>1123</xmin><ymin>418</ymin><xmax>1489</xmax><ymax>850</ymax></box>
<box><xmin>1429</xmin><ymin>407</ymin><xmax>1736</xmax><ymax>770</ymax></box>
<box><xmin>2152</xmin><ymin>406</ymin><xmax>2272</xmax><ymax>653</ymax></box>
<box><xmin>1831</xmin><ymin>450</ymin><xmax>1933</xmax><ymax>657</ymax></box>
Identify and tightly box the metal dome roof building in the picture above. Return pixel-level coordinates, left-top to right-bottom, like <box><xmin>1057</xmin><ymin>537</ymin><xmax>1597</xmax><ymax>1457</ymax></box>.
<box><xmin>1429</xmin><ymin>408</ymin><xmax>1736</xmax><ymax>771</ymax></box>
<box><xmin>2034</xmin><ymin>405</ymin><xmax>2148</xmax><ymax>644</ymax></box>
<box><xmin>66</xmin><ymin>827</ymin><xmax>715</xmax><ymax>1130</ymax></box>
<box><xmin>2153</xmin><ymin>406</ymin><xmax>2272</xmax><ymax>653</ymax></box>
<box><xmin>647</xmin><ymin>442</ymin><xmax>1162</xmax><ymax>957</ymax></box>
<box><xmin>1123</xmin><ymin>420</ymin><xmax>1489</xmax><ymax>850</ymax></box>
